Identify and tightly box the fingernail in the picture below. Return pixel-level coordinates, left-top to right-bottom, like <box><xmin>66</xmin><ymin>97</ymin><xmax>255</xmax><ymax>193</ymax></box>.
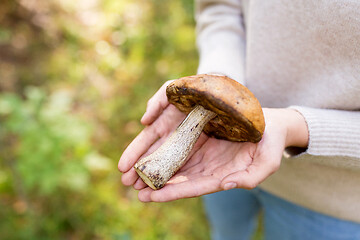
<box><xmin>224</xmin><ymin>182</ymin><xmax>237</xmax><ymax>190</ymax></box>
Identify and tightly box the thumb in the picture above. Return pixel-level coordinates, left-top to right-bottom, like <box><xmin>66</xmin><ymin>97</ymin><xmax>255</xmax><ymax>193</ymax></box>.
<box><xmin>221</xmin><ymin>156</ymin><xmax>280</xmax><ymax>190</ymax></box>
<box><xmin>221</xmin><ymin>164</ymin><xmax>264</xmax><ymax>190</ymax></box>
<box><xmin>141</xmin><ymin>80</ymin><xmax>173</xmax><ymax>125</ymax></box>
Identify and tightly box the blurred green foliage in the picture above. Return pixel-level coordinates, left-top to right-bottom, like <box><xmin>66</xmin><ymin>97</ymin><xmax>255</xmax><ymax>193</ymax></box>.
<box><xmin>0</xmin><ymin>0</ymin><xmax>210</xmax><ymax>239</ymax></box>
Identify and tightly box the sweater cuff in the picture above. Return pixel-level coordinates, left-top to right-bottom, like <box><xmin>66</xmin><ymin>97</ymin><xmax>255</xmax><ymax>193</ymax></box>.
<box><xmin>288</xmin><ymin>106</ymin><xmax>360</xmax><ymax>158</ymax></box>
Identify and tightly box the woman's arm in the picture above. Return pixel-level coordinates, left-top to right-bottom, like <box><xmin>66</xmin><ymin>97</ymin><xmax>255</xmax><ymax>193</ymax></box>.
<box><xmin>196</xmin><ymin>0</ymin><xmax>246</xmax><ymax>83</ymax></box>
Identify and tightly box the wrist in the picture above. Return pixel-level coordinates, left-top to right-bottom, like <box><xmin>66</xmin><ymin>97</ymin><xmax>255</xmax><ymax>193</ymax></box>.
<box><xmin>284</xmin><ymin>108</ymin><xmax>309</xmax><ymax>148</ymax></box>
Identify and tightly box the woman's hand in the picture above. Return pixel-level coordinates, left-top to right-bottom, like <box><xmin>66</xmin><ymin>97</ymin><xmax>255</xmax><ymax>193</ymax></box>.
<box><xmin>118</xmin><ymin>80</ymin><xmax>186</xmax><ymax>189</ymax></box>
<box><xmin>118</xmin><ymin>81</ymin><xmax>309</xmax><ymax>202</ymax></box>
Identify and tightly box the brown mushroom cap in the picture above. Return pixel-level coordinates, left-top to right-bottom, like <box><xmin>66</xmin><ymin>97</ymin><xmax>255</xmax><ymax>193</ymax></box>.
<box><xmin>166</xmin><ymin>74</ymin><xmax>265</xmax><ymax>143</ymax></box>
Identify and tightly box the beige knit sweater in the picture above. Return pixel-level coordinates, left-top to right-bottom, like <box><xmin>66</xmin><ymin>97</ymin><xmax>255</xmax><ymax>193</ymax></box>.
<box><xmin>196</xmin><ymin>0</ymin><xmax>360</xmax><ymax>223</ymax></box>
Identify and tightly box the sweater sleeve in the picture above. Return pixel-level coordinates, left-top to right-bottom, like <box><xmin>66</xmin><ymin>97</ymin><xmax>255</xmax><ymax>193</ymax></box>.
<box><xmin>195</xmin><ymin>0</ymin><xmax>246</xmax><ymax>84</ymax></box>
<box><xmin>288</xmin><ymin>106</ymin><xmax>360</xmax><ymax>162</ymax></box>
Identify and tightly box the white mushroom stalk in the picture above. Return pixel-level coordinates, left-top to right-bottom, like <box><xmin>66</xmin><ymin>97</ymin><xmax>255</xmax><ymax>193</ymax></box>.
<box><xmin>134</xmin><ymin>105</ymin><xmax>216</xmax><ymax>190</ymax></box>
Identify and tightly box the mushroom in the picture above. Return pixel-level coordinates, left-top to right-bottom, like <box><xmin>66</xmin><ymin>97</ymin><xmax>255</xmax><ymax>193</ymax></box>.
<box><xmin>134</xmin><ymin>74</ymin><xmax>265</xmax><ymax>190</ymax></box>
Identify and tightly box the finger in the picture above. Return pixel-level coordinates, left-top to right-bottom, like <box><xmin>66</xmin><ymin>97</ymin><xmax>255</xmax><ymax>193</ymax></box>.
<box><xmin>137</xmin><ymin>174</ymin><xmax>195</xmax><ymax>202</ymax></box>
<box><xmin>220</xmin><ymin>154</ymin><xmax>279</xmax><ymax>190</ymax></box>
<box><xmin>144</xmin><ymin>133</ymin><xmax>169</xmax><ymax>156</ymax></box>
<box><xmin>118</xmin><ymin>126</ymin><xmax>159</xmax><ymax>172</ymax></box>
<box><xmin>221</xmin><ymin>133</ymin><xmax>284</xmax><ymax>191</ymax></box>
<box><xmin>145</xmin><ymin>176</ymin><xmax>221</xmax><ymax>202</ymax></box>
<box><xmin>121</xmin><ymin>168</ymin><xmax>139</xmax><ymax>186</ymax></box>
<box><xmin>141</xmin><ymin>80</ymin><xmax>174</xmax><ymax>125</ymax></box>
<box><xmin>133</xmin><ymin>177</ymin><xmax>147</xmax><ymax>190</ymax></box>
<box><xmin>138</xmin><ymin>187</ymin><xmax>154</xmax><ymax>202</ymax></box>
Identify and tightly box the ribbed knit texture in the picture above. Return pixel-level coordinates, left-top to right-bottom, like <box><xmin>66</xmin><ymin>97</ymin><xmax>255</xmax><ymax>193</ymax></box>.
<box><xmin>291</xmin><ymin>106</ymin><xmax>360</xmax><ymax>160</ymax></box>
<box><xmin>196</xmin><ymin>0</ymin><xmax>360</xmax><ymax>222</ymax></box>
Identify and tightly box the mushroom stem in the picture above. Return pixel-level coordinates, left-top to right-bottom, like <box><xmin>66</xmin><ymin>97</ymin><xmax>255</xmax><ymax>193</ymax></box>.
<box><xmin>134</xmin><ymin>105</ymin><xmax>216</xmax><ymax>190</ymax></box>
